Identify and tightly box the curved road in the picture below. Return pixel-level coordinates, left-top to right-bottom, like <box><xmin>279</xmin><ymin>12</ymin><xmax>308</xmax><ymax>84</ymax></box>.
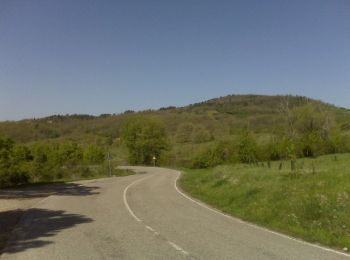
<box><xmin>1</xmin><ymin>167</ymin><xmax>349</xmax><ymax>260</ymax></box>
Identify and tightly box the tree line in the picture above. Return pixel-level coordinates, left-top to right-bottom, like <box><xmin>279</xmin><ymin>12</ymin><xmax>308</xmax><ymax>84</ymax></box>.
<box><xmin>120</xmin><ymin>103</ymin><xmax>350</xmax><ymax>169</ymax></box>
<box><xmin>0</xmin><ymin>137</ymin><xmax>105</xmax><ymax>187</ymax></box>
<box><xmin>2</xmin><ymin>100</ymin><xmax>349</xmax><ymax>187</ymax></box>
<box><xmin>190</xmin><ymin>104</ymin><xmax>350</xmax><ymax>168</ymax></box>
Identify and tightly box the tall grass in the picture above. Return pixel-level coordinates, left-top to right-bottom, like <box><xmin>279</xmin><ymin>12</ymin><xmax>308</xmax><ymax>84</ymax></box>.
<box><xmin>180</xmin><ymin>154</ymin><xmax>350</xmax><ymax>250</ymax></box>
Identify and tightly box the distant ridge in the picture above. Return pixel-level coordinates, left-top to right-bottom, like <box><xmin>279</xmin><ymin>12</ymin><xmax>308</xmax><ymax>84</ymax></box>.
<box><xmin>0</xmin><ymin>94</ymin><xmax>349</xmax><ymax>144</ymax></box>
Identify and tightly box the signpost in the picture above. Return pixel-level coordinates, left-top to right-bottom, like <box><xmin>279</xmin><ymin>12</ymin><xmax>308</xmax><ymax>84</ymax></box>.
<box><xmin>106</xmin><ymin>152</ymin><xmax>112</xmax><ymax>176</ymax></box>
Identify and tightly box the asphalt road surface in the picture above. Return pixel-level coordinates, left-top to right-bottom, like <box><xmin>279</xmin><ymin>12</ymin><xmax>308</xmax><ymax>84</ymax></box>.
<box><xmin>1</xmin><ymin>167</ymin><xmax>349</xmax><ymax>260</ymax></box>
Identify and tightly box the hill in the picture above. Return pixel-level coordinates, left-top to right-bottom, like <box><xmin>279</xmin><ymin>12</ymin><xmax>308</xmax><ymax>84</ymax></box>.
<box><xmin>1</xmin><ymin>94</ymin><xmax>350</xmax><ymax>165</ymax></box>
<box><xmin>1</xmin><ymin>95</ymin><xmax>349</xmax><ymax>142</ymax></box>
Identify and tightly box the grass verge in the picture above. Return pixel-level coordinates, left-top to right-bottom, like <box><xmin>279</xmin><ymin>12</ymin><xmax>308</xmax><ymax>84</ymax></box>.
<box><xmin>179</xmin><ymin>153</ymin><xmax>350</xmax><ymax>251</ymax></box>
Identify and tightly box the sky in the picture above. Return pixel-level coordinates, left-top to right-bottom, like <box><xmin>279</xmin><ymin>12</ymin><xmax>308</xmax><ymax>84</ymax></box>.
<box><xmin>0</xmin><ymin>0</ymin><xmax>349</xmax><ymax>120</ymax></box>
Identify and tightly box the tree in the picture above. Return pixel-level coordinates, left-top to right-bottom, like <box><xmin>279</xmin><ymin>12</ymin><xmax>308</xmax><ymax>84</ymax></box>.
<box><xmin>192</xmin><ymin>126</ymin><xmax>212</xmax><ymax>143</ymax></box>
<box><xmin>292</xmin><ymin>105</ymin><xmax>335</xmax><ymax>157</ymax></box>
<box><xmin>293</xmin><ymin>105</ymin><xmax>333</xmax><ymax>137</ymax></box>
<box><xmin>84</xmin><ymin>145</ymin><xmax>105</xmax><ymax>164</ymax></box>
<box><xmin>0</xmin><ymin>136</ymin><xmax>14</xmax><ymax>186</ymax></box>
<box><xmin>56</xmin><ymin>142</ymin><xmax>83</xmax><ymax>166</ymax></box>
<box><xmin>238</xmin><ymin>130</ymin><xmax>258</xmax><ymax>164</ymax></box>
<box><xmin>324</xmin><ymin>129</ymin><xmax>349</xmax><ymax>154</ymax></box>
<box><xmin>176</xmin><ymin>123</ymin><xmax>194</xmax><ymax>143</ymax></box>
<box><xmin>0</xmin><ymin>136</ymin><xmax>30</xmax><ymax>187</ymax></box>
<box><xmin>0</xmin><ymin>136</ymin><xmax>14</xmax><ymax>169</ymax></box>
<box><xmin>30</xmin><ymin>143</ymin><xmax>52</xmax><ymax>181</ymax></box>
<box><xmin>121</xmin><ymin>117</ymin><xmax>169</xmax><ymax>165</ymax></box>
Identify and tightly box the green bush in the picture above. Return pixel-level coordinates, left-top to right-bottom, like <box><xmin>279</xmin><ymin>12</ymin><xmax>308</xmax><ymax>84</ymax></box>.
<box><xmin>191</xmin><ymin>141</ymin><xmax>236</xmax><ymax>168</ymax></box>
<box><xmin>84</xmin><ymin>145</ymin><xmax>105</xmax><ymax>164</ymax></box>
<box><xmin>238</xmin><ymin>130</ymin><xmax>258</xmax><ymax>164</ymax></box>
<box><xmin>176</xmin><ymin>123</ymin><xmax>194</xmax><ymax>143</ymax></box>
<box><xmin>0</xmin><ymin>137</ymin><xmax>31</xmax><ymax>186</ymax></box>
<box><xmin>0</xmin><ymin>136</ymin><xmax>107</xmax><ymax>187</ymax></box>
<box><xmin>192</xmin><ymin>126</ymin><xmax>212</xmax><ymax>143</ymax></box>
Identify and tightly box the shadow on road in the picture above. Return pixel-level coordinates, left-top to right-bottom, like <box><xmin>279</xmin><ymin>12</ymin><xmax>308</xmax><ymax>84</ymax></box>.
<box><xmin>0</xmin><ymin>182</ymin><xmax>100</xmax><ymax>200</ymax></box>
<box><xmin>0</xmin><ymin>208</ymin><xmax>93</xmax><ymax>254</ymax></box>
<box><xmin>0</xmin><ymin>182</ymin><xmax>98</xmax><ymax>254</ymax></box>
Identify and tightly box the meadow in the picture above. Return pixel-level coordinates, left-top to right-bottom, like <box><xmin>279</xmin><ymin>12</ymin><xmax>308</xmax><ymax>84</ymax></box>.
<box><xmin>180</xmin><ymin>154</ymin><xmax>350</xmax><ymax>250</ymax></box>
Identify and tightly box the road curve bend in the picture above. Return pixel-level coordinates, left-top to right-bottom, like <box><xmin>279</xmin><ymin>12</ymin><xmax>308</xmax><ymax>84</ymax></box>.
<box><xmin>1</xmin><ymin>167</ymin><xmax>349</xmax><ymax>260</ymax></box>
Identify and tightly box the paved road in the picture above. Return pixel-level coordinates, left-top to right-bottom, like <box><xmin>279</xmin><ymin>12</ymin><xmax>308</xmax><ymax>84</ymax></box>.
<box><xmin>1</xmin><ymin>167</ymin><xmax>349</xmax><ymax>260</ymax></box>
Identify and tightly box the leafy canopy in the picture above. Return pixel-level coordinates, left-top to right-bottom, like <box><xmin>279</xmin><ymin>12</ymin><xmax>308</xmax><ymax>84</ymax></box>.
<box><xmin>121</xmin><ymin>116</ymin><xmax>169</xmax><ymax>165</ymax></box>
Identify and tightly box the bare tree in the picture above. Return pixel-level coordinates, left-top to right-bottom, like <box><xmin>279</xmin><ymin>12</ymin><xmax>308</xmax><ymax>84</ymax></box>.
<box><xmin>278</xmin><ymin>96</ymin><xmax>297</xmax><ymax>138</ymax></box>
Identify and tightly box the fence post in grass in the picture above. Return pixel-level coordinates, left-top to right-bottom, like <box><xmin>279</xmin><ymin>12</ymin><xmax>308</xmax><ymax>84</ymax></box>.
<box><xmin>291</xmin><ymin>160</ymin><xmax>295</xmax><ymax>171</ymax></box>
<box><xmin>267</xmin><ymin>161</ymin><xmax>271</xmax><ymax>168</ymax></box>
<box><xmin>291</xmin><ymin>159</ymin><xmax>296</xmax><ymax>178</ymax></box>
<box><xmin>279</xmin><ymin>162</ymin><xmax>283</xmax><ymax>171</ymax></box>
<box><xmin>312</xmin><ymin>161</ymin><xmax>316</xmax><ymax>175</ymax></box>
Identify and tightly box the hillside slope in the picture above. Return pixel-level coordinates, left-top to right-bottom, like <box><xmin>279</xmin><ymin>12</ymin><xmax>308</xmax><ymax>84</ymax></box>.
<box><xmin>1</xmin><ymin>95</ymin><xmax>349</xmax><ymax>144</ymax></box>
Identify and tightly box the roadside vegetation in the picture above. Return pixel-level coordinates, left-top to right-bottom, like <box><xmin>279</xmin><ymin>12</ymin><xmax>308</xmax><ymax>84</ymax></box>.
<box><xmin>1</xmin><ymin>94</ymin><xmax>350</xmax><ymax>250</ymax></box>
<box><xmin>1</xmin><ymin>95</ymin><xmax>350</xmax><ymax>185</ymax></box>
<box><xmin>0</xmin><ymin>136</ymin><xmax>111</xmax><ymax>187</ymax></box>
<box><xmin>121</xmin><ymin>116</ymin><xmax>169</xmax><ymax>165</ymax></box>
<box><xmin>180</xmin><ymin>154</ymin><xmax>350</xmax><ymax>250</ymax></box>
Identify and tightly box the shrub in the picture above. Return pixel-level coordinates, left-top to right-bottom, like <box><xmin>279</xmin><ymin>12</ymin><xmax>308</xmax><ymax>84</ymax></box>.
<box><xmin>191</xmin><ymin>141</ymin><xmax>236</xmax><ymax>168</ymax></box>
<box><xmin>84</xmin><ymin>145</ymin><xmax>105</xmax><ymax>164</ymax></box>
<box><xmin>176</xmin><ymin>123</ymin><xmax>194</xmax><ymax>143</ymax></box>
<box><xmin>238</xmin><ymin>130</ymin><xmax>258</xmax><ymax>164</ymax></box>
<box><xmin>192</xmin><ymin>126</ymin><xmax>212</xmax><ymax>143</ymax></box>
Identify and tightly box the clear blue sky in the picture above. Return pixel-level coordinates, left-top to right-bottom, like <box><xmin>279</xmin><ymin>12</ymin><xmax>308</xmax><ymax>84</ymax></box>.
<box><xmin>0</xmin><ymin>0</ymin><xmax>349</xmax><ymax>120</ymax></box>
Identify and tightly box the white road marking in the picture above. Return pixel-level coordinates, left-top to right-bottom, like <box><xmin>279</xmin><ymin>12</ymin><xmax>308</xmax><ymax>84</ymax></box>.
<box><xmin>123</xmin><ymin>174</ymin><xmax>154</xmax><ymax>222</ymax></box>
<box><xmin>167</xmin><ymin>241</ymin><xmax>190</xmax><ymax>256</ymax></box>
<box><xmin>174</xmin><ymin>171</ymin><xmax>350</xmax><ymax>258</ymax></box>
<box><xmin>123</xmin><ymin>173</ymin><xmax>192</xmax><ymax>257</ymax></box>
<box><xmin>145</xmin><ymin>225</ymin><xmax>155</xmax><ymax>232</ymax></box>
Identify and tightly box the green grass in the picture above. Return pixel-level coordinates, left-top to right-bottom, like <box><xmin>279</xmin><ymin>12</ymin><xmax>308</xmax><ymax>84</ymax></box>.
<box><xmin>180</xmin><ymin>154</ymin><xmax>350</xmax><ymax>251</ymax></box>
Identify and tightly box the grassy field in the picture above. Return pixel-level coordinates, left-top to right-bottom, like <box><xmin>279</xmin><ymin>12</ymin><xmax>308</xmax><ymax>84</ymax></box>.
<box><xmin>180</xmin><ymin>154</ymin><xmax>350</xmax><ymax>250</ymax></box>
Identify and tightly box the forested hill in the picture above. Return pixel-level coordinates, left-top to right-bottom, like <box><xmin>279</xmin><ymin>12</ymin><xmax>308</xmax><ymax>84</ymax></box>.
<box><xmin>0</xmin><ymin>95</ymin><xmax>349</xmax><ymax>145</ymax></box>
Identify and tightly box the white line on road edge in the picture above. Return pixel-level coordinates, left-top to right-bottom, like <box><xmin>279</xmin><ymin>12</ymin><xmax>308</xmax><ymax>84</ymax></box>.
<box><xmin>123</xmin><ymin>174</ymin><xmax>154</xmax><ymax>222</ymax></box>
<box><xmin>174</xmin><ymin>171</ymin><xmax>350</xmax><ymax>258</ymax></box>
<box><xmin>167</xmin><ymin>241</ymin><xmax>190</xmax><ymax>256</ymax></box>
<box><xmin>123</xmin><ymin>173</ymin><xmax>191</xmax><ymax>258</ymax></box>
<box><xmin>145</xmin><ymin>225</ymin><xmax>155</xmax><ymax>232</ymax></box>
